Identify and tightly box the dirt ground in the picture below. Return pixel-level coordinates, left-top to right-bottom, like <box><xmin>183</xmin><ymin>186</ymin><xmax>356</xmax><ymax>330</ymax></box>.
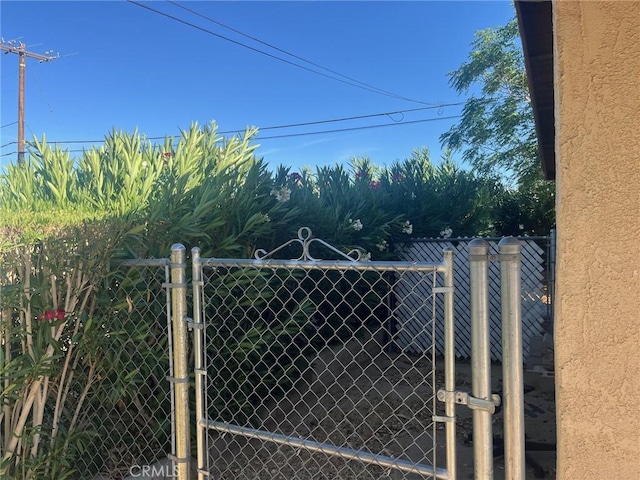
<box><xmin>207</xmin><ymin>337</ymin><xmax>556</xmax><ymax>479</ymax></box>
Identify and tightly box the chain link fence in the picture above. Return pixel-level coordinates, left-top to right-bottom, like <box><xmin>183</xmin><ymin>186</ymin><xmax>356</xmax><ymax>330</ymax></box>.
<box><xmin>192</xmin><ymin>235</ymin><xmax>453</xmax><ymax>479</ymax></box>
<box><xmin>36</xmin><ymin>259</ymin><xmax>178</xmax><ymax>479</ymax></box>
<box><xmin>84</xmin><ymin>260</ymin><xmax>175</xmax><ymax>479</ymax></box>
<box><xmin>2</xmin><ymin>233</ymin><xmax>461</xmax><ymax>479</ymax></box>
<box><xmin>0</xmin><ymin>257</ymin><xmax>175</xmax><ymax>480</ymax></box>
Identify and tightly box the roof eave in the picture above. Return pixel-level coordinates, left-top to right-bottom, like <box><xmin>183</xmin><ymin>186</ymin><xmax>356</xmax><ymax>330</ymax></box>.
<box><xmin>515</xmin><ymin>0</ymin><xmax>555</xmax><ymax>180</ymax></box>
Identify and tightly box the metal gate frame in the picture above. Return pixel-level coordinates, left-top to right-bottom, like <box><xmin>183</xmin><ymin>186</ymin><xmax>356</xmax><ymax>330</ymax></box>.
<box><xmin>192</xmin><ymin>228</ymin><xmax>456</xmax><ymax>479</ymax></box>
<box><xmin>165</xmin><ymin>233</ymin><xmax>526</xmax><ymax>480</ymax></box>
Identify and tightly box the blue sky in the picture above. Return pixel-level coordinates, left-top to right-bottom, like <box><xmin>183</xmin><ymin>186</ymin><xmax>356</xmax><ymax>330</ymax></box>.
<box><xmin>0</xmin><ymin>1</ymin><xmax>515</xmax><ymax>172</ymax></box>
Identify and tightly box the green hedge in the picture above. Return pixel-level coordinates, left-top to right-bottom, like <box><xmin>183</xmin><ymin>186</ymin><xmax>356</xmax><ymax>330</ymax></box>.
<box><xmin>0</xmin><ymin>122</ymin><xmax>552</xmax><ymax>478</ymax></box>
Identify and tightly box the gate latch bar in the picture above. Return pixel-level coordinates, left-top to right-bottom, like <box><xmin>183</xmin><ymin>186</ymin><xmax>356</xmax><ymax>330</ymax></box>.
<box><xmin>437</xmin><ymin>389</ymin><xmax>501</xmax><ymax>414</ymax></box>
<box><xmin>185</xmin><ymin>317</ymin><xmax>203</xmax><ymax>330</ymax></box>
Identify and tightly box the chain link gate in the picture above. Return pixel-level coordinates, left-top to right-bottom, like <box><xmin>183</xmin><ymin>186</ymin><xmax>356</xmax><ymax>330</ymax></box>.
<box><xmin>187</xmin><ymin>228</ymin><xmax>457</xmax><ymax>479</ymax></box>
<box><xmin>0</xmin><ymin>230</ymin><xmax>525</xmax><ymax>479</ymax></box>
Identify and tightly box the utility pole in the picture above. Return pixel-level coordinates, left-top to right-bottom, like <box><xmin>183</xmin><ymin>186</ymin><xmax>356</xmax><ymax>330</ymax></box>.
<box><xmin>0</xmin><ymin>39</ymin><xmax>58</xmax><ymax>164</ymax></box>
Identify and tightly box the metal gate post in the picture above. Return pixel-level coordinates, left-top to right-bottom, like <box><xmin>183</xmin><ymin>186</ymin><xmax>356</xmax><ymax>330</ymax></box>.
<box><xmin>469</xmin><ymin>239</ymin><xmax>494</xmax><ymax>480</ymax></box>
<box><xmin>498</xmin><ymin>237</ymin><xmax>525</xmax><ymax>480</ymax></box>
<box><xmin>443</xmin><ymin>247</ymin><xmax>457</xmax><ymax>480</ymax></box>
<box><xmin>170</xmin><ymin>244</ymin><xmax>191</xmax><ymax>479</ymax></box>
<box><xmin>191</xmin><ymin>247</ymin><xmax>208</xmax><ymax>480</ymax></box>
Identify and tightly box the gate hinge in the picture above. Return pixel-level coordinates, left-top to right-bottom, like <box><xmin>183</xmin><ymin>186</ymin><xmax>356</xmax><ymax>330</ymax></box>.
<box><xmin>437</xmin><ymin>389</ymin><xmax>501</xmax><ymax>414</ymax></box>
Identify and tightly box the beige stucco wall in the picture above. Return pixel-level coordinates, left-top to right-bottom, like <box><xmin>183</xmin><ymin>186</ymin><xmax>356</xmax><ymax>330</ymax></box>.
<box><xmin>554</xmin><ymin>1</ymin><xmax>640</xmax><ymax>478</ymax></box>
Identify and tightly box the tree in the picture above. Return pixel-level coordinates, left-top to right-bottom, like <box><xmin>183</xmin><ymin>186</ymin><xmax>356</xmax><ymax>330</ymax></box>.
<box><xmin>441</xmin><ymin>16</ymin><xmax>556</xmax><ymax>234</ymax></box>
<box><xmin>492</xmin><ymin>180</ymin><xmax>556</xmax><ymax>236</ymax></box>
<box><xmin>441</xmin><ymin>18</ymin><xmax>541</xmax><ymax>186</ymax></box>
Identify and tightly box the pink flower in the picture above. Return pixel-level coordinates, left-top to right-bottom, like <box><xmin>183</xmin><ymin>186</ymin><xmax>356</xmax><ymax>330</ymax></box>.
<box><xmin>290</xmin><ymin>172</ymin><xmax>301</xmax><ymax>181</ymax></box>
<box><xmin>369</xmin><ymin>180</ymin><xmax>381</xmax><ymax>189</ymax></box>
<box><xmin>42</xmin><ymin>309</ymin><xmax>66</xmax><ymax>321</ymax></box>
<box><xmin>162</xmin><ymin>152</ymin><xmax>173</xmax><ymax>158</ymax></box>
<box><xmin>355</xmin><ymin>171</ymin><xmax>364</xmax><ymax>179</ymax></box>
<box><xmin>392</xmin><ymin>173</ymin><xmax>404</xmax><ymax>184</ymax></box>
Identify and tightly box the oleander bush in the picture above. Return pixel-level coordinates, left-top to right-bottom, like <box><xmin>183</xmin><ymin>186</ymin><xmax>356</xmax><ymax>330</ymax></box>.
<box><xmin>0</xmin><ymin>122</ymin><xmax>548</xmax><ymax>478</ymax></box>
<box><xmin>0</xmin><ymin>123</ymin><xmax>293</xmax><ymax>479</ymax></box>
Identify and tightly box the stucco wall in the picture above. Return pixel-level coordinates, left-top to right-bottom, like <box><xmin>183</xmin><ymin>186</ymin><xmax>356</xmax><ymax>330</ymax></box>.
<box><xmin>554</xmin><ymin>1</ymin><xmax>640</xmax><ymax>478</ymax></box>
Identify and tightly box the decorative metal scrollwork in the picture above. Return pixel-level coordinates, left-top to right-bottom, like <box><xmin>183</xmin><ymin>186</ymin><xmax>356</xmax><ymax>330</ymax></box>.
<box><xmin>254</xmin><ymin>227</ymin><xmax>365</xmax><ymax>262</ymax></box>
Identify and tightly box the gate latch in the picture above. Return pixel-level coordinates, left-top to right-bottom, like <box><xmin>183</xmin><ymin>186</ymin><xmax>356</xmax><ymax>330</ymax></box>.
<box><xmin>437</xmin><ymin>389</ymin><xmax>501</xmax><ymax>414</ymax></box>
<box><xmin>185</xmin><ymin>317</ymin><xmax>203</xmax><ymax>330</ymax></box>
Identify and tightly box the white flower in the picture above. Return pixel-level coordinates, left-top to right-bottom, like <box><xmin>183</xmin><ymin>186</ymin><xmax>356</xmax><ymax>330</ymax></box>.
<box><xmin>362</xmin><ymin>252</ymin><xmax>372</xmax><ymax>261</ymax></box>
<box><xmin>440</xmin><ymin>227</ymin><xmax>453</xmax><ymax>239</ymax></box>
<box><xmin>376</xmin><ymin>239</ymin><xmax>388</xmax><ymax>251</ymax></box>
<box><xmin>141</xmin><ymin>161</ymin><xmax>149</xmax><ymax>169</ymax></box>
<box><xmin>270</xmin><ymin>186</ymin><xmax>291</xmax><ymax>203</ymax></box>
<box><xmin>349</xmin><ymin>218</ymin><xmax>363</xmax><ymax>231</ymax></box>
<box><xmin>402</xmin><ymin>221</ymin><xmax>413</xmax><ymax>235</ymax></box>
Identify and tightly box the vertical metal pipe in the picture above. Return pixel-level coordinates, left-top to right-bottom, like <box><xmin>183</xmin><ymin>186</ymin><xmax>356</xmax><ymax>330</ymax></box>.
<box><xmin>170</xmin><ymin>244</ymin><xmax>190</xmax><ymax>480</ymax></box>
<box><xmin>468</xmin><ymin>239</ymin><xmax>493</xmax><ymax>480</ymax></box>
<box><xmin>164</xmin><ymin>264</ymin><xmax>176</xmax><ymax>468</ymax></box>
<box><xmin>191</xmin><ymin>248</ymin><xmax>207</xmax><ymax>480</ymax></box>
<box><xmin>442</xmin><ymin>248</ymin><xmax>457</xmax><ymax>480</ymax></box>
<box><xmin>498</xmin><ymin>237</ymin><xmax>525</xmax><ymax>480</ymax></box>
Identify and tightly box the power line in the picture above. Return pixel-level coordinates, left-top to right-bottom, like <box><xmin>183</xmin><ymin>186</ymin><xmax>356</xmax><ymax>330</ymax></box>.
<box><xmin>0</xmin><ymin>98</ymin><xmax>497</xmax><ymax>151</ymax></box>
<box><xmin>127</xmin><ymin>0</ymin><xmax>435</xmax><ymax>106</ymax></box>
<box><xmin>5</xmin><ymin>103</ymin><xmax>465</xmax><ymax>147</ymax></box>
<box><xmin>24</xmin><ymin>121</ymin><xmax>36</xmax><ymax>138</ymax></box>
<box><xmin>257</xmin><ymin>115</ymin><xmax>461</xmax><ymax>140</ymax></box>
<box><xmin>257</xmin><ymin>103</ymin><xmax>465</xmax><ymax>131</ymax></box>
<box><xmin>0</xmin><ymin>114</ymin><xmax>460</xmax><ymax>159</ymax></box>
<box><xmin>0</xmin><ymin>114</ymin><xmax>461</xmax><ymax>155</ymax></box>
<box><xmin>28</xmin><ymin>67</ymin><xmax>56</xmax><ymax>113</ymax></box>
<box><xmin>166</xmin><ymin>0</ymin><xmax>437</xmax><ymax>106</ymax></box>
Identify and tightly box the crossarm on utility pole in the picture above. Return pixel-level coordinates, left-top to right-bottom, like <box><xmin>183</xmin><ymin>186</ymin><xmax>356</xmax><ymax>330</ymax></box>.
<box><xmin>0</xmin><ymin>40</ymin><xmax>59</xmax><ymax>164</ymax></box>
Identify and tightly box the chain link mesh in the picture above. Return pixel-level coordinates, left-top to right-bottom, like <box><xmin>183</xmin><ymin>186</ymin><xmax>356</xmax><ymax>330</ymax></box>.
<box><xmin>198</xmin><ymin>261</ymin><xmax>446</xmax><ymax>479</ymax></box>
<box><xmin>0</xmin><ymin>250</ymin><xmax>175</xmax><ymax>480</ymax></box>
<box><xmin>80</xmin><ymin>262</ymin><xmax>174</xmax><ymax>479</ymax></box>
